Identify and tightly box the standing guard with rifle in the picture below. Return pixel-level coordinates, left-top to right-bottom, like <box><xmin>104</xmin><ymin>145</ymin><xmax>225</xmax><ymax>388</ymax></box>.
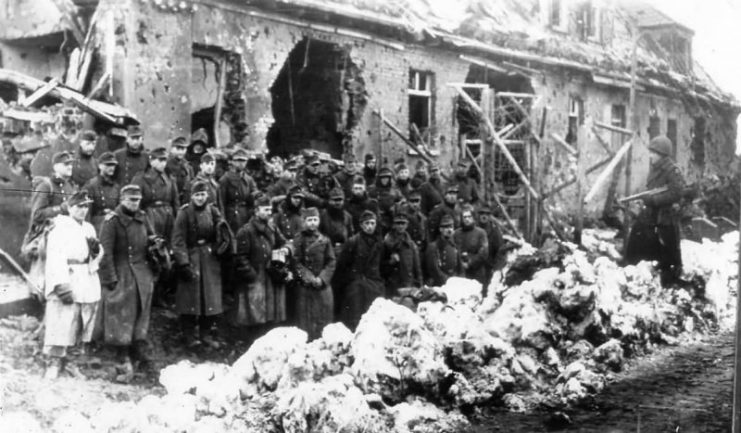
<box><xmin>623</xmin><ymin>135</ymin><xmax>686</xmax><ymax>285</ymax></box>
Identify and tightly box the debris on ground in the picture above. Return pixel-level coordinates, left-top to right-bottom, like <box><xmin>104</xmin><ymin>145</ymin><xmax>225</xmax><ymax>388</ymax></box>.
<box><xmin>0</xmin><ymin>228</ymin><xmax>737</xmax><ymax>432</ymax></box>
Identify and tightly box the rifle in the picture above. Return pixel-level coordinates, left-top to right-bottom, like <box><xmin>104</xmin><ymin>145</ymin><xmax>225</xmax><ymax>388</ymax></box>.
<box><xmin>617</xmin><ymin>186</ymin><xmax>668</xmax><ymax>204</ymax></box>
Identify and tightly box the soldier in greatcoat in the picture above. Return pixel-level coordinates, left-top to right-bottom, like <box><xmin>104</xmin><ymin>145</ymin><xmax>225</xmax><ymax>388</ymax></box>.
<box><xmin>98</xmin><ymin>185</ymin><xmax>157</xmax><ymax>380</ymax></box>
<box><xmin>369</xmin><ymin>166</ymin><xmax>402</xmax><ymax>235</ymax></box>
<box><xmin>345</xmin><ymin>176</ymin><xmax>379</xmax><ymax>232</ymax></box>
<box><xmin>292</xmin><ymin>207</ymin><xmax>336</xmax><ymax>340</ymax></box>
<box><xmin>70</xmin><ymin>130</ymin><xmax>99</xmax><ymax>188</ymax></box>
<box><xmin>132</xmin><ymin>147</ymin><xmax>180</xmax><ymax>243</ymax></box>
<box><xmin>233</xmin><ymin>194</ymin><xmax>289</xmax><ymax>329</ymax></box>
<box><xmin>418</xmin><ymin>163</ymin><xmax>445</xmax><ymax>214</ymax></box>
<box><xmin>451</xmin><ymin>161</ymin><xmax>480</xmax><ymax>205</ymax></box>
<box><xmin>394</xmin><ymin>162</ymin><xmax>413</xmax><ymax>199</ymax></box>
<box><xmin>189</xmin><ymin>152</ymin><xmax>220</xmax><ymax>208</ymax></box>
<box><xmin>454</xmin><ymin>205</ymin><xmax>489</xmax><ymax>286</ymax></box>
<box><xmin>273</xmin><ymin>184</ymin><xmax>305</xmax><ymax>241</ymax></box>
<box><xmin>172</xmin><ymin>180</ymin><xmax>226</xmax><ymax>347</ymax></box>
<box><xmin>219</xmin><ymin>148</ymin><xmax>258</xmax><ymax>234</ymax></box>
<box><xmin>112</xmin><ymin>125</ymin><xmax>149</xmax><ymax>186</ymax></box>
<box><xmin>423</xmin><ymin>214</ymin><xmax>461</xmax><ymax>286</ymax></box>
<box><xmin>428</xmin><ymin>185</ymin><xmax>462</xmax><ymax>241</ymax></box>
<box><xmin>402</xmin><ymin>189</ymin><xmax>427</xmax><ymax>252</ymax></box>
<box><xmin>319</xmin><ymin>187</ymin><xmax>354</xmax><ymax>252</ymax></box>
<box><xmin>83</xmin><ymin>151</ymin><xmax>120</xmax><ymax>233</ymax></box>
<box><xmin>333</xmin><ymin>210</ymin><xmax>384</xmax><ymax>330</ymax></box>
<box><xmin>381</xmin><ymin>212</ymin><xmax>422</xmax><ymax>297</ymax></box>
<box><xmin>477</xmin><ymin>204</ymin><xmax>504</xmax><ymax>284</ymax></box>
<box><xmin>166</xmin><ymin>136</ymin><xmax>195</xmax><ymax>205</ymax></box>
<box><xmin>43</xmin><ymin>191</ymin><xmax>103</xmax><ymax>379</ymax></box>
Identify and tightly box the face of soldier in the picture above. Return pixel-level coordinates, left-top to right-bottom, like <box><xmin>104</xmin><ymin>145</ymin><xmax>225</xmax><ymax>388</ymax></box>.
<box><xmin>69</xmin><ymin>202</ymin><xmax>89</xmax><ymax>222</ymax></box>
<box><xmin>379</xmin><ymin>176</ymin><xmax>391</xmax><ymax>187</ymax></box>
<box><xmin>329</xmin><ymin>197</ymin><xmax>343</xmax><ymax>209</ymax></box>
<box><xmin>429</xmin><ymin>168</ymin><xmax>440</xmax><ymax>180</ymax></box>
<box><xmin>127</xmin><ymin>135</ymin><xmax>144</xmax><ymax>152</ymax></box>
<box><xmin>462</xmin><ymin>211</ymin><xmax>475</xmax><ymax>227</ymax></box>
<box><xmin>121</xmin><ymin>195</ymin><xmax>142</xmax><ymax>212</ymax></box>
<box><xmin>360</xmin><ymin>219</ymin><xmax>376</xmax><ymax>235</ymax></box>
<box><xmin>256</xmin><ymin>205</ymin><xmax>272</xmax><ymax>221</ymax></box>
<box><xmin>351</xmin><ymin>184</ymin><xmax>365</xmax><ymax>197</ymax></box>
<box><xmin>232</xmin><ymin>159</ymin><xmax>247</xmax><ymax>171</ymax></box>
<box><xmin>393</xmin><ymin>220</ymin><xmax>408</xmax><ymax>234</ymax></box>
<box><xmin>151</xmin><ymin>157</ymin><xmax>167</xmax><ymax>173</ymax></box>
<box><xmin>344</xmin><ymin>163</ymin><xmax>357</xmax><ymax>175</ymax></box>
<box><xmin>409</xmin><ymin>197</ymin><xmax>421</xmax><ymax>211</ymax></box>
<box><xmin>79</xmin><ymin>140</ymin><xmax>96</xmax><ymax>156</ymax></box>
<box><xmin>444</xmin><ymin>192</ymin><xmax>457</xmax><ymax>205</ymax></box>
<box><xmin>200</xmin><ymin>160</ymin><xmax>216</xmax><ymax>176</ymax></box>
<box><xmin>307</xmin><ymin>161</ymin><xmax>320</xmax><ymax>174</ymax></box>
<box><xmin>649</xmin><ymin>150</ymin><xmax>660</xmax><ymax>166</ymax></box>
<box><xmin>365</xmin><ymin>159</ymin><xmax>376</xmax><ymax>170</ymax></box>
<box><xmin>397</xmin><ymin>169</ymin><xmax>410</xmax><ymax>180</ymax></box>
<box><xmin>478</xmin><ymin>213</ymin><xmax>490</xmax><ymax>225</ymax></box>
<box><xmin>290</xmin><ymin>195</ymin><xmax>304</xmax><ymax>208</ymax></box>
<box><xmin>304</xmin><ymin>215</ymin><xmax>319</xmax><ymax>232</ymax></box>
<box><xmin>191</xmin><ymin>191</ymin><xmax>208</xmax><ymax>207</ymax></box>
<box><xmin>54</xmin><ymin>162</ymin><xmax>73</xmax><ymax>179</ymax></box>
<box><xmin>440</xmin><ymin>226</ymin><xmax>454</xmax><ymax>238</ymax></box>
<box><xmin>171</xmin><ymin>146</ymin><xmax>186</xmax><ymax>160</ymax></box>
<box><xmin>99</xmin><ymin>163</ymin><xmax>116</xmax><ymax>178</ymax></box>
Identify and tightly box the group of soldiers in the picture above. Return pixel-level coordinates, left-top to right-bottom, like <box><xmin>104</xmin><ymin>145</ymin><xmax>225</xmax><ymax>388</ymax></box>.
<box><xmin>26</xmin><ymin>123</ymin><xmax>505</xmax><ymax>379</ymax></box>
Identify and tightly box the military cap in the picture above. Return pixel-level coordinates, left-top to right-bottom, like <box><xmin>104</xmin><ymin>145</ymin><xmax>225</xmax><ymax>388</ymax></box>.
<box><xmin>393</xmin><ymin>212</ymin><xmax>409</xmax><ymax>223</ymax></box>
<box><xmin>305</xmin><ymin>153</ymin><xmax>320</xmax><ymax>165</ymax></box>
<box><xmin>409</xmin><ymin>189</ymin><xmax>422</xmax><ymax>199</ymax></box>
<box><xmin>428</xmin><ymin>162</ymin><xmax>440</xmax><ymax>172</ymax></box>
<box><xmin>200</xmin><ymin>152</ymin><xmax>215</xmax><ymax>164</ymax></box>
<box><xmin>284</xmin><ymin>158</ymin><xmax>299</xmax><ymax>170</ymax></box>
<box><xmin>191</xmin><ymin>128</ymin><xmax>208</xmax><ymax>145</ymax></box>
<box><xmin>191</xmin><ymin>180</ymin><xmax>209</xmax><ymax>194</ymax></box>
<box><xmin>378</xmin><ymin>166</ymin><xmax>393</xmax><ymax>178</ymax></box>
<box><xmin>52</xmin><ymin>151</ymin><xmax>73</xmax><ymax>165</ymax></box>
<box><xmin>352</xmin><ymin>175</ymin><xmax>366</xmax><ymax>186</ymax></box>
<box><xmin>360</xmin><ymin>210</ymin><xmax>377</xmax><ymax>223</ymax></box>
<box><xmin>98</xmin><ymin>151</ymin><xmax>118</xmax><ymax>165</ymax></box>
<box><xmin>149</xmin><ymin>147</ymin><xmax>168</xmax><ymax>160</ymax></box>
<box><xmin>439</xmin><ymin>214</ymin><xmax>455</xmax><ymax>228</ymax></box>
<box><xmin>345</xmin><ymin>154</ymin><xmax>357</xmax><ymax>164</ymax></box>
<box><xmin>415</xmin><ymin>160</ymin><xmax>426</xmax><ymax>170</ymax></box>
<box><xmin>649</xmin><ymin>135</ymin><xmax>673</xmax><ymax>157</ymax></box>
<box><xmin>120</xmin><ymin>184</ymin><xmax>143</xmax><ymax>197</ymax></box>
<box><xmin>80</xmin><ymin>130</ymin><xmax>97</xmax><ymax>142</ymax></box>
<box><xmin>231</xmin><ymin>148</ymin><xmax>249</xmax><ymax>161</ymax></box>
<box><xmin>329</xmin><ymin>187</ymin><xmax>344</xmax><ymax>199</ymax></box>
<box><xmin>445</xmin><ymin>184</ymin><xmax>459</xmax><ymax>194</ymax></box>
<box><xmin>66</xmin><ymin>190</ymin><xmax>93</xmax><ymax>207</ymax></box>
<box><xmin>365</xmin><ymin>153</ymin><xmax>375</xmax><ymax>162</ymax></box>
<box><xmin>477</xmin><ymin>204</ymin><xmax>493</xmax><ymax>214</ymax></box>
<box><xmin>395</xmin><ymin>162</ymin><xmax>409</xmax><ymax>172</ymax></box>
<box><xmin>127</xmin><ymin>124</ymin><xmax>143</xmax><ymax>137</ymax></box>
<box><xmin>302</xmin><ymin>207</ymin><xmax>320</xmax><ymax>218</ymax></box>
<box><xmin>288</xmin><ymin>184</ymin><xmax>305</xmax><ymax>198</ymax></box>
<box><xmin>171</xmin><ymin>136</ymin><xmax>188</xmax><ymax>147</ymax></box>
<box><xmin>254</xmin><ymin>193</ymin><xmax>271</xmax><ymax>207</ymax></box>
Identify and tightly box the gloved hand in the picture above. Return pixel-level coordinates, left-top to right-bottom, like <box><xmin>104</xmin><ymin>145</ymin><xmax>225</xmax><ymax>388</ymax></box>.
<box><xmin>179</xmin><ymin>264</ymin><xmax>196</xmax><ymax>282</ymax></box>
<box><xmin>54</xmin><ymin>284</ymin><xmax>74</xmax><ymax>304</ymax></box>
<box><xmin>86</xmin><ymin>237</ymin><xmax>101</xmax><ymax>257</ymax></box>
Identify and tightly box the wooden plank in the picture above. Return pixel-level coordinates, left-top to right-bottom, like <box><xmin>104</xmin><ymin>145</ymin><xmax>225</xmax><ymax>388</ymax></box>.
<box><xmin>372</xmin><ymin>110</ymin><xmax>433</xmax><ymax>164</ymax></box>
<box><xmin>21</xmin><ymin>78</ymin><xmax>59</xmax><ymax>107</ymax></box>
<box><xmin>550</xmin><ymin>133</ymin><xmax>578</xmax><ymax>157</ymax></box>
<box><xmin>508</xmin><ymin>96</ymin><xmax>542</xmax><ymax>145</ymax></box>
<box><xmin>501</xmin><ymin>119</ymin><xmax>528</xmax><ymax>140</ymax></box>
<box><xmin>583</xmin><ymin>138</ymin><xmax>634</xmax><ymax>204</ymax></box>
<box><xmin>213</xmin><ymin>56</ymin><xmax>227</xmax><ymax>148</ymax></box>
<box><xmin>491</xmin><ymin>191</ymin><xmax>523</xmax><ymax>241</ymax></box>
<box><xmin>86</xmin><ymin>72</ymin><xmax>110</xmax><ymax>99</ymax></box>
<box><xmin>459</xmin><ymin>55</ymin><xmax>509</xmax><ymax>74</ymax></box>
<box><xmin>497</xmin><ymin>92</ymin><xmax>537</xmax><ymax>98</ymax></box>
<box><xmin>591</xmin><ymin>126</ymin><xmax>615</xmax><ymax>156</ymax></box>
<box><xmin>594</xmin><ymin>121</ymin><xmax>633</xmax><ymax>136</ymax></box>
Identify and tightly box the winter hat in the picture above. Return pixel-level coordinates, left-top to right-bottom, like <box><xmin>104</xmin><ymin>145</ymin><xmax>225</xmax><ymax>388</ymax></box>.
<box><xmin>360</xmin><ymin>210</ymin><xmax>377</xmax><ymax>223</ymax></box>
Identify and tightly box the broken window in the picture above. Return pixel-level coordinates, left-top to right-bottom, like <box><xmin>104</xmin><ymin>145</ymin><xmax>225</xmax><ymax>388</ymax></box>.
<box><xmin>576</xmin><ymin>1</ymin><xmax>599</xmax><ymax>41</ymax></box>
<box><xmin>611</xmin><ymin>104</ymin><xmax>626</xmax><ymax>149</ymax></box>
<box><xmin>408</xmin><ymin>69</ymin><xmax>434</xmax><ymax>141</ymax></box>
<box><xmin>667</xmin><ymin>118</ymin><xmax>677</xmax><ymax>158</ymax></box>
<box><xmin>691</xmin><ymin>117</ymin><xmax>705</xmax><ymax>168</ymax></box>
<box><xmin>648</xmin><ymin>115</ymin><xmax>660</xmax><ymax>139</ymax></box>
<box><xmin>547</xmin><ymin>0</ymin><xmax>563</xmax><ymax>29</ymax></box>
<box><xmin>565</xmin><ymin>96</ymin><xmax>583</xmax><ymax>145</ymax></box>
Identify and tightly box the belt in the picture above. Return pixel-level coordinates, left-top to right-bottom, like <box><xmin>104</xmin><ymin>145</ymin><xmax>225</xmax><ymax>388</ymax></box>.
<box><xmin>195</xmin><ymin>239</ymin><xmax>209</xmax><ymax>246</ymax></box>
<box><xmin>150</xmin><ymin>201</ymin><xmax>171</xmax><ymax>208</ymax></box>
<box><xmin>68</xmin><ymin>258</ymin><xmax>89</xmax><ymax>265</ymax></box>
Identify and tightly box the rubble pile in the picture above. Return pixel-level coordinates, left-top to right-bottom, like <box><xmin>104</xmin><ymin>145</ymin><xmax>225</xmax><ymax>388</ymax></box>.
<box><xmin>8</xmin><ymin>229</ymin><xmax>736</xmax><ymax>432</ymax></box>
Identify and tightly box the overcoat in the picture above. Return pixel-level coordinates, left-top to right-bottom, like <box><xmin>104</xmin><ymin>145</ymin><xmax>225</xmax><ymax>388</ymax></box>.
<box><xmin>453</xmin><ymin>225</ymin><xmax>489</xmax><ymax>286</ymax></box>
<box><xmin>112</xmin><ymin>147</ymin><xmax>149</xmax><ymax>186</ymax></box>
<box><xmin>132</xmin><ymin>168</ymin><xmax>179</xmax><ymax>242</ymax></box>
<box><xmin>171</xmin><ymin>203</ymin><xmax>224</xmax><ymax>316</ymax></box>
<box><xmin>219</xmin><ymin>170</ymin><xmax>258</xmax><ymax>234</ymax></box>
<box><xmin>83</xmin><ymin>174</ymin><xmax>120</xmax><ymax>233</ymax></box>
<box><xmin>381</xmin><ymin>231</ymin><xmax>422</xmax><ymax>296</ymax></box>
<box><xmin>293</xmin><ymin>229</ymin><xmax>336</xmax><ymax>340</ymax></box>
<box><xmin>234</xmin><ymin>218</ymin><xmax>287</xmax><ymax>325</ymax></box>
<box><xmin>166</xmin><ymin>156</ymin><xmax>195</xmax><ymax>204</ymax></box>
<box><xmin>423</xmin><ymin>236</ymin><xmax>461</xmax><ymax>287</ymax></box>
<box><xmin>333</xmin><ymin>232</ymin><xmax>384</xmax><ymax>330</ymax></box>
<box><xmin>98</xmin><ymin>205</ymin><xmax>155</xmax><ymax>345</ymax></box>
<box><xmin>319</xmin><ymin>207</ymin><xmax>354</xmax><ymax>249</ymax></box>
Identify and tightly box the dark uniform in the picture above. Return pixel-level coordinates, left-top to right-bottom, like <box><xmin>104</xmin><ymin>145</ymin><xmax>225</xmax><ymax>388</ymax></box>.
<box><xmin>293</xmin><ymin>218</ymin><xmax>336</xmax><ymax>340</ymax></box>
<box><xmin>131</xmin><ymin>163</ymin><xmax>179</xmax><ymax>243</ymax></box>
<box><xmin>345</xmin><ymin>178</ymin><xmax>379</xmax><ymax>232</ymax></box>
<box><xmin>454</xmin><ymin>222</ymin><xmax>489</xmax><ymax>286</ymax></box>
<box><xmin>166</xmin><ymin>151</ymin><xmax>194</xmax><ymax>205</ymax></box>
<box><xmin>423</xmin><ymin>215</ymin><xmax>461</xmax><ymax>286</ymax></box>
<box><xmin>113</xmin><ymin>147</ymin><xmax>149</xmax><ymax>187</ymax></box>
<box><xmin>381</xmin><ymin>216</ymin><xmax>422</xmax><ymax>296</ymax></box>
<box><xmin>624</xmin><ymin>136</ymin><xmax>686</xmax><ymax>284</ymax></box>
<box><xmin>218</xmin><ymin>150</ymin><xmax>258</xmax><ymax>234</ymax></box>
<box><xmin>428</xmin><ymin>193</ymin><xmax>462</xmax><ymax>240</ymax></box>
<box><xmin>418</xmin><ymin>167</ymin><xmax>445</xmax><ymax>214</ymax></box>
<box><xmin>369</xmin><ymin>167</ymin><xmax>402</xmax><ymax>234</ymax></box>
<box><xmin>82</xmin><ymin>153</ymin><xmax>121</xmax><ymax>233</ymax></box>
<box><xmin>319</xmin><ymin>187</ymin><xmax>354</xmax><ymax>250</ymax></box>
<box><xmin>71</xmin><ymin>149</ymin><xmax>98</xmax><ymax>188</ymax></box>
<box><xmin>29</xmin><ymin>173</ymin><xmax>77</xmax><ymax>229</ymax></box>
<box><xmin>98</xmin><ymin>188</ymin><xmax>156</xmax><ymax>349</ymax></box>
<box><xmin>273</xmin><ymin>185</ymin><xmax>305</xmax><ymax>241</ymax></box>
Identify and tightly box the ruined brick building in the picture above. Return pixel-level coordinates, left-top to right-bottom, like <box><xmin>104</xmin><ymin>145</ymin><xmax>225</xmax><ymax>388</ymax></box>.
<box><xmin>0</xmin><ymin>0</ymin><xmax>738</xmax><ymax>239</ymax></box>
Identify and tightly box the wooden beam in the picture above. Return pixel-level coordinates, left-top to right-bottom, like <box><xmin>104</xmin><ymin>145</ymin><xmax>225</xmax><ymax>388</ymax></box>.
<box><xmin>583</xmin><ymin>138</ymin><xmax>634</xmax><ymax>204</ymax></box>
<box><xmin>491</xmin><ymin>191</ymin><xmax>524</xmax><ymax>241</ymax></box>
<box><xmin>459</xmin><ymin>55</ymin><xmax>509</xmax><ymax>74</ymax></box>
<box><xmin>86</xmin><ymin>72</ymin><xmax>110</xmax><ymax>99</ymax></box>
<box><xmin>550</xmin><ymin>133</ymin><xmax>578</xmax><ymax>157</ymax></box>
<box><xmin>594</xmin><ymin>121</ymin><xmax>633</xmax><ymax>136</ymax></box>
<box><xmin>497</xmin><ymin>92</ymin><xmax>537</xmax><ymax>99</ymax></box>
<box><xmin>21</xmin><ymin>78</ymin><xmax>59</xmax><ymax>107</ymax></box>
<box><xmin>372</xmin><ymin>110</ymin><xmax>433</xmax><ymax>164</ymax></box>
<box><xmin>508</xmin><ymin>96</ymin><xmax>542</xmax><ymax>145</ymax></box>
<box><xmin>501</xmin><ymin>119</ymin><xmax>528</xmax><ymax>140</ymax></box>
<box><xmin>591</xmin><ymin>126</ymin><xmax>615</xmax><ymax>156</ymax></box>
<box><xmin>543</xmin><ymin>154</ymin><xmax>613</xmax><ymax>198</ymax></box>
<box><xmin>213</xmin><ymin>57</ymin><xmax>227</xmax><ymax>148</ymax></box>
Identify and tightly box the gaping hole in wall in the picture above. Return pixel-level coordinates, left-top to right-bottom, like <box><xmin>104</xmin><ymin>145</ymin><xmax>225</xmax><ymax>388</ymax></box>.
<box><xmin>191</xmin><ymin>46</ymin><xmax>246</xmax><ymax>148</ymax></box>
<box><xmin>267</xmin><ymin>37</ymin><xmax>367</xmax><ymax>159</ymax></box>
<box><xmin>459</xmin><ymin>65</ymin><xmax>535</xmax><ymax>196</ymax></box>
<box><xmin>691</xmin><ymin>116</ymin><xmax>706</xmax><ymax>169</ymax></box>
